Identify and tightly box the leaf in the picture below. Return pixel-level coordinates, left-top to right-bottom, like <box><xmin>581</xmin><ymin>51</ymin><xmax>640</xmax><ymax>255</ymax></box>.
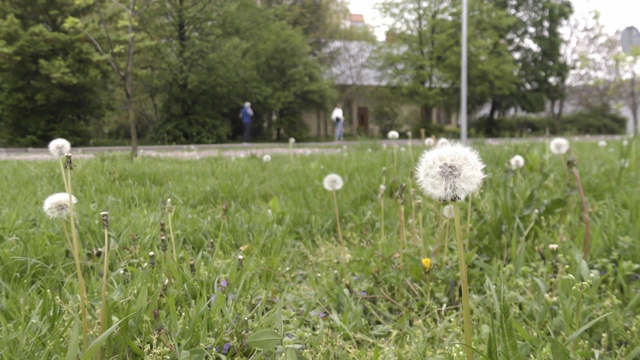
<box><xmin>286</xmin><ymin>348</ymin><xmax>297</xmax><ymax>360</ymax></box>
<box><xmin>246</xmin><ymin>329</ymin><xmax>282</xmax><ymax>350</ymax></box>
<box><xmin>65</xmin><ymin>316</ymin><xmax>80</xmax><ymax>360</ymax></box>
<box><xmin>498</xmin><ymin>284</ymin><xmax>520</xmax><ymax>360</ymax></box>
<box><xmin>550</xmin><ymin>337</ymin><xmax>570</xmax><ymax>360</ymax></box>
<box><xmin>80</xmin><ymin>316</ymin><xmax>129</xmax><ymax>360</ymax></box>
<box><xmin>62</xmin><ymin>17</ymin><xmax>82</xmax><ymax>30</ymax></box>
<box><xmin>624</xmin><ymin>345</ymin><xmax>640</xmax><ymax>360</ymax></box>
<box><xmin>541</xmin><ymin>197</ymin><xmax>566</xmax><ymax>217</ymax></box>
<box><xmin>565</xmin><ymin>312</ymin><xmax>611</xmax><ymax>344</ymax></box>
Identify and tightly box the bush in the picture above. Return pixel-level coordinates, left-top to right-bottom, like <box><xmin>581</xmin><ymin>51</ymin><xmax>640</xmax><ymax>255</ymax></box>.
<box><xmin>470</xmin><ymin>110</ymin><xmax>627</xmax><ymax>137</ymax></box>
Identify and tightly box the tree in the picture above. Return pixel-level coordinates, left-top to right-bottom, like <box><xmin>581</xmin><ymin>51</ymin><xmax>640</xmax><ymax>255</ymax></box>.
<box><xmin>139</xmin><ymin>0</ymin><xmax>333</xmax><ymax>143</ymax></box>
<box><xmin>376</xmin><ymin>0</ymin><xmax>518</xmax><ymax>128</ymax></box>
<box><xmin>0</xmin><ymin>0</ymin><xmax>110</xmax><ymax>146</ymax></box>
<box><xmin>65</xmin><ymin>0</ymin><xmax>153</xmax><ymax>155</ymax></box>
<box><xmin>487</xmin><ymin>0</ymin><xmax>573</xmax><ymax>132</ymax></box>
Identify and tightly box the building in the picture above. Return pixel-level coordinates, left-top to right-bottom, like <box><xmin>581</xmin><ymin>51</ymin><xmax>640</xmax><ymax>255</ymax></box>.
<box><xmin>302</xmin><ymin>40</ymin><xmax>457</xmax><ymax>138</ymax></box>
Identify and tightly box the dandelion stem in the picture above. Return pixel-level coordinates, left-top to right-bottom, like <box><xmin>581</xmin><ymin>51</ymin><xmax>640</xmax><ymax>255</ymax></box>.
<box><xmin>65</xmin><ymin>164</ymin><xmax>89</xmax><ymax>350</ymax></box>
<box><xmin>419</xmin><ymin>209</ymin><xmax>425</xmax><ymax>257</ymax></box>
<box><xmin>561</xmin><ymin>154</ymin><xmax>570</xmax><ymax>183</ymax></box>
<box><xmin>435</xmin><ymin>210</ymin><xmax>442</xmax><ymax>258</ymax></box>
<box><xmin>410</xmin><ymin>193</ymin><xmax>417</xmax><ymax>250</ymax></box>
<box><xmin>167</xmin><ymin>207</ymin><xmax>178</xmax><ymax>263</ymax></box>
<box><xmin>332</xmin><ymin>190</ymin><xmax>345</xmax><ymax>262</ymax></box>
<box><xmin>392</xmin><ymin>145</ymin><xmax>397</xmax><ymax>171</ymax></box>
<box><xmin>571</xmin><ymin>167</ymin><xmax>590</xmax><ymax>261</ymax></box>
<box><xmin>443</xmin><ymin>219</ymin><xmax>450</xmax><ymax>261</ymax></box>
<box><xmin>452</xmin><ymin>203</ymin><xmax>473</xmax><ymax>360</ymax></box>
<box><xmin>398</xmin><ymin>199</ymin><xmax>406</xmax><ymax>266</ymax></box>
<box><xmin>98</xmin><ymin>220</ymin><xmax>109</xmax><ymax>360</ymax></box>
<box><xmin>466</xmin><ymin>193</ymin><xmax>473</xmax><ymax>236</ymax></box>
<box><xmin>380</xmin><ymin>196</ymin><xmax>385</xmax><ymax>249</ymax></box>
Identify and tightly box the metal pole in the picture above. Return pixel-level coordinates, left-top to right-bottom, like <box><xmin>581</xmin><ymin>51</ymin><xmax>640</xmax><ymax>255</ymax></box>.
<box><xmin>460</xmin><ymin>0</ymin><xmax>468</xmax><ymax>143</ymax></box>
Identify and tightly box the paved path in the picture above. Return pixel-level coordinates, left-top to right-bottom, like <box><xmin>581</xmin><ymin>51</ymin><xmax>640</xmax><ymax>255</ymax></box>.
<box><xmin>0</xmin><ymin>135</ymin><xmax>628</xmax><ymax>160</ymax></box>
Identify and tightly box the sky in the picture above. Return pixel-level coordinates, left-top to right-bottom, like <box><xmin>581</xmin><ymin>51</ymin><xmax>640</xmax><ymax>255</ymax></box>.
<box><xmin>347</xmin><ymin>0</ymin><xmax>640</xmax><ymax>41</ymax></box>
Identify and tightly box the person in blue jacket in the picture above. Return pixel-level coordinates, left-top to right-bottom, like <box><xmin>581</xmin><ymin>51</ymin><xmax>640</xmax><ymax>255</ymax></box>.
<box><xmin>240</xmin><ymin>101</ymin><xmax>254</xmax><ymax>143</ymax></box>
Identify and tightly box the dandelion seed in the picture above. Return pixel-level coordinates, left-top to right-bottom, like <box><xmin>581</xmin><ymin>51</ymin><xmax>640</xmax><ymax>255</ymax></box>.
<box><xmin>387</xmin><ymin>130</ymin><xmax>399</xmax><ymax>140</ymax></box>
<box><xmin>550</xmin><ymin>137</ymin><xmax>570</xmax><ymax>154</ymax></box>
<box><xmin>425</xmin><ymin>138</ymin><xmax>435</xmax><ymax>147</ymax></box>
<box><xmin>442</xmin><ymin>204</ymin><xmax>454</xmax><ymax>219</ymax></box>
<box><xmin>42</xmin><ymin>193</ymin><xmax>78</xmax><ymax>218</ymax></box>
<box><xmin>48</xmin><ymin>138</ymin><xmax>71</xmax><ymax>157</ymax></box>
<box><xmin>598</xmin><ymin>140</ymin><xmax>607</xmax><ymax>148</ymax></box>
<box><xmin>436</xmin><ymin>138</ymin><xmax>450</xmax><ymax>147</ymax></box>
<box><xmin>509</xmin><ymin>155</ymin><xmax>525</xmax><ymax>170</ymax></box>
<box><xmin>262</xmin><ymin>154</ymin><xmax>271</xmax><ymax>162</ymax></box>
<box><xmin>415</xmin><ymin>144</ymin><xmax>486</xmax><ymax>202</ymax></box>
<box><xmin>323</xmin><ymin>173</ymin><xmax>344</xmax><ymax>191</ymax></box>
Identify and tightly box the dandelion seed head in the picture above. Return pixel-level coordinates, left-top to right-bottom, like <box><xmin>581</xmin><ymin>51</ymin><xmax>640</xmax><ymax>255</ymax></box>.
<box><xmin>598</xmin><ymin>140</ymin><xmax>607</xmax><ymax>148</ymax></box>
<box><xmin>387</xmin><ymin>130</ymin><xmax>399</xmax><ymax>140</ymax></box>
<box><xmin>442</xmin><ymin>204</ymin><xmax>454</xmax><ymax>219</ymax></box>
<box><xmin>548</xmin><ymin>244</ymin><xmax>559</xmax><ymax>252</ymax></box>
<box><xmin>406</xmin><ymin>131</ymin><xmax>412</xmax><ymax>138</ymax></box>
<box><xmin>289</xmin><ymin>137</ymin><xmax>295</xmax><ymax>144</ymax></box>
<box><xmin>436</xmin><ymin>138</ymin><xmax>450</xmax><ymax>147</ymax></box>
<box><xmin>48</xmin><ymin>138</ymin><xmax>71</xmax><ymax>157</ymax></box>
<box><xmin>424</xmin><ymin>138</ymin><xmax>435</xmax><ymax>147</ymax></box>
<box><xmin>42</xmin><ymin>193</ymin><xmax>77</xmax><ymax>218</ymax></box>
<box><xmin>323</xmin><ymin>173</ymin><xmax>344</xmax><ymax>191</ymax></box>
<box><xmin>550</xmin><ymin>137</ymin><xmax>570</xmax><ymax>154</ymax></box>
<box><xmin>262</xmin><ymin>154</ymin><xmax>271</xmax><ymax>162</ymax></box>
<box><xmin>623</xmin><ymin>139</ymin><xmax>629</xmax><ymax>147</ymax></box>
<box><xmin>509</xmin><ymin>155</ymin><xmax>525</xmax><ymax>170</ymax></box>
<box><xmin>415</xmin><ymin>143</ymin><xmax>486</xmax><ymax>201</ymax></box>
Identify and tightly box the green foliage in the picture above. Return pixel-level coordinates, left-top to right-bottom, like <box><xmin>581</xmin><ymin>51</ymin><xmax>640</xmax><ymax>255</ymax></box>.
<box><xmin>0</xmin><ymin>1</ymin><xmax>111</xmax><ymax>146</ymax></box>
<box><xmin>1</xmin><ymin>139</ymin><xmax>640</xmax><ymax>358</ymax></box>
<box><xmin>139</xmin><ymin>0</ymin><xmax>332</xmax><ymax>144</ymax></box>
<box><xmin>471</xmin><ymin>110</ymin><xmax>627</xmax><ymax>137</ymax></box>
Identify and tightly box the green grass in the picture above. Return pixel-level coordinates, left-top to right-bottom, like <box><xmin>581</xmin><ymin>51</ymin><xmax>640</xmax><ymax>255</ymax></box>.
<box><xmin>0</xmin><ymin>139</ymin><xmax>639</xmax><ymax>359</ymax></box>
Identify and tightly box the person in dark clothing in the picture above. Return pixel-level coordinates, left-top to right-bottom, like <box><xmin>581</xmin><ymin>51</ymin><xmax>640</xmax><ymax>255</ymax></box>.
<box><xmin>240</xmin><ymin>101</ymin><xmax>254</xmax><ymax>143</ymax></box>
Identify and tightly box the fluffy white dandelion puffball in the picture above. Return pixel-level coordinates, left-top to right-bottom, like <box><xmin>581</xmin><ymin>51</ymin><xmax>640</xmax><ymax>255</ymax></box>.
<box><xmin>436</xmin><ymin>138</ymin><xmax>450</xmax><ymax>147</ymax></box>
<box><xmin>263</xmin><ymin>154</ymin><xmax>271</xmax><ymax>162</ymax></box>
<box><xmin>424</xmin><ymin>138</ymin><xmax>435</xmax><ymax>147</ymax></box>
<box><xmin>323</xmin><ymin>173</ymin><xmax>344</xmax><ymax>191</ymax></box>
<box><xmin>598</xmin><ymin>140</ymin><xmax>607</xmax><ymax>148</ymax></box>
<box><xmin>415</xmin><ymin>143</ymin><xmax>486</xmax><ymax>201</ymax></box>
<box><xmin>43</xmin><ymin>193</ymin><xmax>78</xmax><ymax>218</ymax></box>
<box><xmin>289</xmin><ymin>137</ymin><xmax>296</xmax><ymax>144</ymax></box>
<box><xmin>550</xmin><ymin>137</ymin><xmax>570</xmax><ymax>154</ymax></box>
<box><xmin>407</xmin><ymin>131</ymin><xmax>412</xmax><ymax>138</ymax></box>
<box><xmin>442</xmin><ymin>204</ymin><xmax>454</xmax><ymax>219</ymax></box>
<box><xmin>387</xmin><ymin>130</ymin><xmax>399</xmax><ymax>140</ymax></box>
<box><xmin>509</xmin><ymin>155</ymin><xmax>525</xmax><ymax>170</ymax></box>
<box><xmin>48</xmin><ymin>138</ymin><xmax>71</xmax><ymax>157</ymax></box>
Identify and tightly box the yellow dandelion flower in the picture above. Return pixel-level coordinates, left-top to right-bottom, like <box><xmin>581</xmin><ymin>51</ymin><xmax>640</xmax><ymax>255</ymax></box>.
<box><xmin>421</xmin><ymin>258</ymin><xmax>432</xmax><ymax>272</ymax></box>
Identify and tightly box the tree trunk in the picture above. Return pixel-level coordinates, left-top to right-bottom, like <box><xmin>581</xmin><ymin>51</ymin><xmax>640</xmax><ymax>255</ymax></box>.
<box><xmin>487</xmin><ymin>99</ymin><xmax>498</xmax><ymax>136</ymax></box>
<box><xmin>127</xmin><ymin>4</ymin><xmax>137</xmax><ymax>156</ymax></box>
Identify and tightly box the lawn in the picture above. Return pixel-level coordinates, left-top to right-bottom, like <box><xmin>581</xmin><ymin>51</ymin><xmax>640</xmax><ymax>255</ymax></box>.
<box><xmin>0</xmin><ymin>138</ymin><xmax>639</xmax><ymax>359</ymax></box>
